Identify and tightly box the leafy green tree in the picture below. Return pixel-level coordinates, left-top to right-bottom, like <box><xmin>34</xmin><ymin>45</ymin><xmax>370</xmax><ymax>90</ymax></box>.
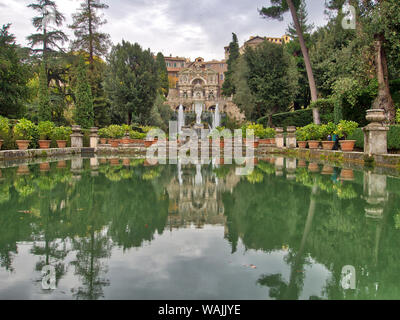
<box><xmin>0</xmin><ymin>24</ymin><xmax>30</xmax><ymax>118</ymax></box>
<box><xmin>244</xmin><ymin>41</ymin><xmax>298</xmax><ymax>125</ymax></box>
<box><xmin>222</xmin><ymin>33</ymin><xmax>240</xmax><ymax>97</ymax></box>
<box><xmin>69</xmin><ymin>0</ymin><xmax>111</xmax><ymax>65</ymax></box>
<box><xmin>260</xmin><ymin>0</ymin><xmax>320</xmax><ymax>124</ymax></box>
<box><xmin>149</xmin><ymin>94</ymin><xmax>173</xmax><ymax>132</ymax></box>
<box><xmin>155</xmin><ymin>52</ymin><xmax>169</xmax><ymax>98</ymax></box>
<box><xmin>105</xmin><ymin>41</ymin><xmax>158</xmax><ymax>125</ymax></box>
<box><xmin>74</xmin><ymin>57</ymin><xmax>94</xmax><ymax>128</ymax></box>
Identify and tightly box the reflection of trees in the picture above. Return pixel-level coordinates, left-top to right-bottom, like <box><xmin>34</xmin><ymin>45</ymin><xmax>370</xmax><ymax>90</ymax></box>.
<box><xmin>224</xmin><ymin>162</ymin><xmax>400</xmax><ymax>300</ymax></box>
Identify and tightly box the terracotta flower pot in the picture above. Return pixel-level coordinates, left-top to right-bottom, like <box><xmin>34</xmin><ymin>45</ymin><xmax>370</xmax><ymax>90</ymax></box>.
<box><xmin>322</xmin><ymin>141</ymin><xmax>335</xmax><ymax>150</ymax></box>
<box><xmin>0</xmin><ymin>139</ymin><xmax>3</xmax><ymax>149</ymax></box>
<box><xmin>17</xmin><ymin>165</ymin><xmax>30</xmax><ymax>175</ymax></box>
<box><xmin>308</xmin><ymin>162</ymin><xmax>320</xmax><ymax>173</ymax></box>
<box><xmin>321</xmin><ymin>165</ymin><xmax>334</xmax><ymax>175</ymax></box>
<box><xmin>16</xmin><ymin>140</ymin><xmax>30</xmax><ymax>150</ymax></box>
<box><xmin>308</xmin><ymin>141</ymin><xmax>320</xmax><ymax>149</ymax></box>
<box><xmin>340</xmin><ymin>140</ymin><xmax>356</xmax><ymax>152</ymax></box>
<box><xmin>340</xmin><ymin>169</ymin><xmax>354</xmax><ymax>181</ymax></box>
<box><xmin>259</xmin><ymin>139</ymin><xmax>269</xmax><ymax>145</ymax></box>
<box><xmin>144</xmin><ymin>141</ymin><xmax>153</xmax><ymax>147</ymax></box>
<box><xmin>110</xmin><ymin>139</ymin><xmax>120</xmax><ymax>148</ymax></box>
<box><xmin>123</xmin><ymin>158</ymin><xmax>131</xmax><ymax>166</ymax></box>
<box><xmin>110</xmin><ymin>158</ymin><xmax>120</xmax><ymax>166</ymax></box>
<box><xmin>270</xmin><ymin>138</ymin><xmax>276</xmax><ymax>146</ymax></box>
<box><xmin>56</xmin><ymin>140</ymin><xmax>67</xmax><ymax>148</ymax></box>
<box><xmin>100</xmin><ymin>138</ymin><xmax>107</xmax><ymax>145</ymax></box>
<box><xmin>40</xmin><ymin>162</ymin><xmax>50</xmax><ymax>172</ymax></box>
<box><xmin>99</xmin><ymin>159</ymin><xmax>107</xmax><ymax>164</ymax></box>
<box><xmin>57</xmin><ymin>160</ymin><xmax>67</xmax><ymax>169</ymax></box>
<box><xmin>121</xmin><ymin>138</ymin><xmax>131</xmax><ymax>145</ymax></box>
<box><xmin>39</xmin><ymin>140</ymin><xmax>51</xmax><ymax>149</ymax></box>
<box><xmin>298</xmin><ymin>141</ymin><xmax>307</xmax><ymax>149</ymax></box>
<box><xmin>298</xmin><ymin>160</ymin><xmax>307</xmax><ymax>168</ymax></box>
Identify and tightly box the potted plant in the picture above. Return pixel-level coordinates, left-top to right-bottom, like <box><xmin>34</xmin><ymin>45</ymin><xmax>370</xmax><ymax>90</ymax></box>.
<box><xmin>335</xmin><ymin>120</ymin><xmax>359</xmax><ymax>152</ymax></box>
<box><xmin>0</xmin><ymin>116</ymin><xmax>10</xmax><ymax>150</ymax></box>
<box><xmin>13</xmin><ymin>119</ymin><xmax>36</xmax><ymax>150</ymax></box>
<box><xmin>37</xmin><ymin>121</ymin><xmax>55</xmax><ymax>149</ymax></box>
<box><xmin>242</xmin><ymin>124</ymin><xmax>259</xmax><ymax>148</ymax></box>
<box><xmin>130</xmin><ymin>130</ymin><xmax>146</xmax><ymax>145</ymax></box>
<box><xmin>98</xmin><ymin>128</ymin><xmax>109</xmax><ymax>145</ymax></box>
<box><xmin>51</xmin><ymin>126</ymin><xmax>71</xmax><ymax>148</ymax></box>
<box><xmin>320</xmin><ymin>122</ymin><xmax>337</xmax><ymax>150</ymax></box>
<box><xmin>107</xmin><ymin>125</ymin><xmax>124</xmax><ymax>148</ymax></box>
<box><xmin>121</xmin><ymin>124</ymin><xmax>131</xmax><ymax>144</ymax></box>
<box><xmin>259</xmin><ymin>128</ymin><xmax>276</xmax><ymax>145</ymax></box>
<box><xmin>296</xmin><ymin>127</ymin><xmax>308</xmax><ymax>148</ymax></box>
<box><xmin>303</xmin><ymin>123</ymin><xmax>323</xmax><ymax>149</ymax></box>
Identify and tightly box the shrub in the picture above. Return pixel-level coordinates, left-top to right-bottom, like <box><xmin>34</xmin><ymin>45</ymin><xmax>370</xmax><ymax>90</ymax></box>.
<box><xmin>107</xmin><ymin>125</ymin><xmax>125</xmax><ymax>139</ymax></box>
<box><xmin>388</xmin><ymin>125</ymin><xmax>400</xmax><ymax>150</ymax></box>
<box><xmin>52</xmin><ymin>126</ymin><xmax>72</xmax><ymax>141</ymax></box>
<box><xmin>347</xmin><ymin>128</ymin><xmax>364</xmax><ymax>149</ymax></box>
<box><xmin>262</xmin><ymin>127</ymin><xmax>276</xmax><ymax>139</ymax></box>
<box><xmin>130</xmin><ymin>130</ymin><xmax>146</xmax><ymax>139</ymax></box>
<box><xmin>335</xmin><ymin>120</ymin><xmax>359</xmax><ymax>139</ymax></box>
<box><xmin>37</xmin><ymin>121</ymin><xmax>55</xmax><ymax>140</ymax></box>
<box><xmin>310</xmin><ymin>98</ymin><xmax>335</xmax><ymax>115</ymax></box>
<box><xmin>302</xmin><ymin>123</ymin><xmax>324</xmax><ymax>141</ymax></box>
<box><xmin>98</xmin><ymin>128</ymin><xmax>109</xmax><ymax>139</ymax></box>
<box><xmin>0</xmin><ymin>116</ymin><xmax>10</xmax><ymax>141</ymax></box>
<box><xmin>13</xmin><ymin>119</ymin><xmax>36</xmax><ymax>141</ymax></box>
<box><xmin>396</xmin><ymin>109</ymin><xmax>400</xmax><ymax>124</ymax></box>
<box><xmin>296</xmin><ymin>126</ymin><xmax>307</xmax><ymax>141</ymax></box>
<box><xmin>319</xmin><ymin>122</ymin><xmax>337</xmax><ymax>140</ymax></box>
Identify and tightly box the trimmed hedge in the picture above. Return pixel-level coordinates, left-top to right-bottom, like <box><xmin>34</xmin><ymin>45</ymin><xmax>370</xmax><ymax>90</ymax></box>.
<box><xmin>347</xmin><ymin>125</ymin><xmax>400</xmax><ymax>151</ymax></box>
<box><xmin>258</xmin><ymin>99</ymin><xmax>335</xmax><ymax>128</ymax></box>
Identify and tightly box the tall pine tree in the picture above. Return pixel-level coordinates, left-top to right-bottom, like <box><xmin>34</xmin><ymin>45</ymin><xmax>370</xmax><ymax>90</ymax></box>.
<box><xmin>74</xmin><ymin>57</ymin><xmax>94</xmax><ymax>128</ymax></box>
<box><xmin>222</xmin><ymin>33</ymin><xmax>240</xmax><ymax>97</ymax></box>
<box><xmin>69</xmin><ymin>0</ymin><xmax>111</xmax><ymax>64</ymax></box>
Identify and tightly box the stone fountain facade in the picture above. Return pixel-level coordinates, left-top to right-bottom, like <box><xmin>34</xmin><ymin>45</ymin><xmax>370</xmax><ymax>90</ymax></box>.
<box><xmin>167</xmin><ymin>57</ymin><xmax>245</xmax><ymax>123</ymax></box>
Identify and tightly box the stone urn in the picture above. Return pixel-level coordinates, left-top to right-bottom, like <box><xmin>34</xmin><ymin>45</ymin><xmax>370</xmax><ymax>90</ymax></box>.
<box><xmin>39</xmin><ymin>140</ymin><xmax>51</xmax><ymax>149</ymax></box>
<box><xmin>16</xmin><ymin>140</ymin><xmax>30</xmax><ymax>150</ymax></box>
<box><xmin>366</xmin><ymin>109</ymin><xmax>386</xmax><ymax>124</ymax></box>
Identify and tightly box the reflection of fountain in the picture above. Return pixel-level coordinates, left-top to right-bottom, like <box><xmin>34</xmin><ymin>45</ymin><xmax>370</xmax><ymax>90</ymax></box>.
<box><xmin>213</xmin><ymin>104</ymin><xmax>221</xmax><ymax>130</ymax></box>
<box><xmin>195</xmin><ymin>164</ymin><xmax>203</xmax><ymax>186</ymax></box>
<box><xmin>178</xmin><ymin>104</ymin><xmax>185</xmax><ymax>134</ymax></box>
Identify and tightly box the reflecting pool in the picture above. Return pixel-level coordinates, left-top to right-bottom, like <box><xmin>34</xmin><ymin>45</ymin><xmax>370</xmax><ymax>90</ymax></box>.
<box><xmin>0</xmin><ymin>156</ymin><xmax>400</xmax><ymax>300</ymax></box>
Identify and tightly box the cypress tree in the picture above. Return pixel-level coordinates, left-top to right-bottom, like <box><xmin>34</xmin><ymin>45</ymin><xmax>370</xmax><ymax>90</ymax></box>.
<box><xmin>222</xmin><ymin>33</ymin><xmax>240</xmax><ymax>97</ymax></box>
<box><xmin>74</xmin><ymin>57</ymin><xmax>94</xmax><ymax>128</ymax></box>
<box><xmin>38</xmin><ymin>62</ymin><xmax>51</xmax><ymax>121</ymax></box>
<box><xmin>155</xmin><ymin>52</ymin><xmax>169</xmax><ymax>97</ymax></box>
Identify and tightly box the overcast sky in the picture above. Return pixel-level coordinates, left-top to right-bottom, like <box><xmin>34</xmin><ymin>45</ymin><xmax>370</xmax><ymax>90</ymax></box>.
<box><xmin>0</xmin><ymin>0</ymin><xmax>329</xmax><ymax>61</ymax></box>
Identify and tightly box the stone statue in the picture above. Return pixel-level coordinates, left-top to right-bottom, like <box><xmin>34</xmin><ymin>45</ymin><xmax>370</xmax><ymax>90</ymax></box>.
<box><xmin>195</xmin><ymin>103</ymin><xmax>202</xmax><ymax>125</ymax></box>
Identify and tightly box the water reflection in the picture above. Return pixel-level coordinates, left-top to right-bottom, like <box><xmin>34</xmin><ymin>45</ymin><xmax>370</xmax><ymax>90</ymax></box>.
<box><xmin>0</xmin><ymin>157</ymin><xmax>399</xmax><ymax>299</ymax></box>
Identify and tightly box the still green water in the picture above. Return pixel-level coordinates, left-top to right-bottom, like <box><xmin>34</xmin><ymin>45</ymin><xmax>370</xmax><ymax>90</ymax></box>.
<box><xmin>0</xmin><ymin>157</ymin><xmax>400</xmax><ymax>300</ymax></box>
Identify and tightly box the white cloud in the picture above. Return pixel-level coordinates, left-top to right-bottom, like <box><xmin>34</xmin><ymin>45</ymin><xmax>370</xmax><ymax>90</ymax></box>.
<box><xmin>1</xmin><ymin>0</ymin><xmax>328</xmax><ymax>61</ymax></box>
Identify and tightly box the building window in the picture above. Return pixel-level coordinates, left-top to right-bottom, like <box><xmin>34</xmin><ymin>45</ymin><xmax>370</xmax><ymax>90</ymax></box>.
<box><xmin>220</xmin><ymin>74</ymin><xmax>224</xmax><ymax>81</ymax></box>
